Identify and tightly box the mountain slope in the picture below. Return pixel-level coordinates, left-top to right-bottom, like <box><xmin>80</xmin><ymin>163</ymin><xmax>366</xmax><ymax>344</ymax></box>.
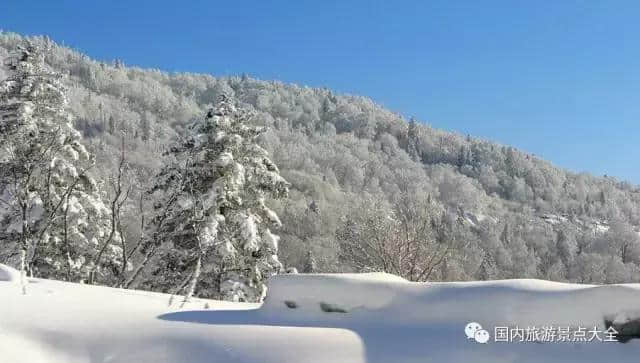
<box><xmin>1</xmin><ymin>33</ymin><xmax>640</xmax><ymax>285</ymax></box>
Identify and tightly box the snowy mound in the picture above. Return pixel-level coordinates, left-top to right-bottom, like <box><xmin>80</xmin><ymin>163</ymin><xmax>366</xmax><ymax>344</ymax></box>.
<box><xmin>2</xmin><ymin>273</ymin><xmax>640</xmax><ymax>363</ymax></box>
<box><xmin>0</xmin><ymin>263</ymin><xmax>20</xmax><ymax>282</ymax></box>
<box><xmin>263</xmin><ymin>273</ymin><xmax>640</xmax><ymax>329</ymax></box>
<box><xmin>262</xmin><ymin>273</ymin><xmax>408</xmax><ymax>313</ymax></box>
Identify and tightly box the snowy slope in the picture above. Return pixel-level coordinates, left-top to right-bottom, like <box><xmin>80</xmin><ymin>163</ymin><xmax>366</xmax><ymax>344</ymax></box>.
<box><xmin>2</xmin><ymin>267</ymin><xmax>640</xmax><ymax>363</ymax></box>
<box><xmin>0</xmin><ymin>263</ymin><xmax>20</xmax><ymax>282</ymax></box>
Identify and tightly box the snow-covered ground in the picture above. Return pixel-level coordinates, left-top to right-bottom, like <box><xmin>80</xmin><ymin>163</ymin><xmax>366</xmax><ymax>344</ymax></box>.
<box><xmin>1</xmin><ymin>265</ymin><xmax>640</xmax><ymax>363</ymax></box>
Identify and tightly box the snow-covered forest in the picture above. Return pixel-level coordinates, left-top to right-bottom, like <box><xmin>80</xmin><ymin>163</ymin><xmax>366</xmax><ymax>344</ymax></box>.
<box><xmin>2</xmin><ymin>32</ymin><xmax>640</xmax><ymax>302</ymax></box>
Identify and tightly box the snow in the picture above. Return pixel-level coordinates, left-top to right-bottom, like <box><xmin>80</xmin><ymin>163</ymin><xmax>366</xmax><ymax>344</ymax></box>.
<box><xmin>594</xmin><ymin>221</ymin><xmax>611</xmax><ymax>233</ymax></box>
<box><xmin>0</xmin><ymin>263</ymin><xmax>20</xmax><ymax>281</ymax></box>
<box><xmin>539</xmin><ymin>213</ymin><xmax>569</xmax><ymax>225</ymax></box>
<box><xmin>2</xmin><ymin>265</ymin><xmax>640</xmax><ymax>362</ymax></box>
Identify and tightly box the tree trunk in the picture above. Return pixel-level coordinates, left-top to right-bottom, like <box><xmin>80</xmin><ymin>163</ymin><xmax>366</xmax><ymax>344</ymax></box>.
<box><xmin>20</xmin><ymin>202</ymin><xmax>29</xmax><ymax>294</ymax></box>
<box><xmin>20</xmin><ymin>248</ymin><xmax>27</xmax><ymax>295</ymax></box>
<box><xmin>181</xmin><ymin>252</ymin><xmax>202</xmax><ymax>308</ymax></box>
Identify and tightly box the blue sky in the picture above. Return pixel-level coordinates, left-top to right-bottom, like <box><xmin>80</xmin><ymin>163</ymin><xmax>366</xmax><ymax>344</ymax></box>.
<box><xmin>2</xmin><ymin>1</ymin><xmax>639</xmax><ymax>182</ymax></box>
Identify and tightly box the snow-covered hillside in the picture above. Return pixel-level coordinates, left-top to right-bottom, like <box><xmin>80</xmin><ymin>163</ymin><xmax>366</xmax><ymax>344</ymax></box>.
<box><xmin>1</xmin><ymin>265</ymin><xmax>640</xmax><ymax>363</ymax></box>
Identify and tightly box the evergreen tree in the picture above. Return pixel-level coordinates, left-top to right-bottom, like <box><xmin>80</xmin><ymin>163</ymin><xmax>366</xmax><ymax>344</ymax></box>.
<box><xmin>0</xmin><ymin>43</ymin><xmax>121</xmax><ymax>285</ymax></box>
<box><xmin>303</xmin><ymin>250</ymin><xmax>317</xmax><ymax>273</ymax></box>
<box><xmin>556</xmin><ymin>228</ymin><xmax>577</xmax><ymax>267</ymax></box>
<box><xmin>140</xmin><ymin>112</ymin><xmax>151</xmax><ymax>142</ymax></box>
<box><xmin>457</xmin><ymin>145</ymin><xmax>469</xmax><ymax>169</ymax></box>
<box><xmin>499</xmin><ymin>223</ymin><xmax>510</xmax><ymax>245</ymax></box>
<box><xmin>107</xmin><ymin>115</ymin><xmax>115</xmax><ymax>134</ymax></box>
<box><xmin>143</xmin><ymin>95</ymin><xmax>289</xmax><ymax>302</ymax></box>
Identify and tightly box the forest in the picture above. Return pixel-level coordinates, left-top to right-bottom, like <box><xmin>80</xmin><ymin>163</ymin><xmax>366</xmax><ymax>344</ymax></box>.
<box><xmin>2</xmin><ymin>33</ymin><xmax>640</xmax><ymax>302</ymax></box>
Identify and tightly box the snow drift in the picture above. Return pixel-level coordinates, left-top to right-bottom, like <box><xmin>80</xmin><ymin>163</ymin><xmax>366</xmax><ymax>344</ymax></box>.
<box><xmin>262</xmin><ymin>274</ymin><xmax>640</xmax><ymax>329</ymax></box>
<box><xmin>0</xmin><ymin>263</ymin><xmax>19</xmax><ymax>282</ymax></box>
<box><xmin>2</xmin><ymin>265</ymin><xmax>640</xmax><ymax>363</ymax></box>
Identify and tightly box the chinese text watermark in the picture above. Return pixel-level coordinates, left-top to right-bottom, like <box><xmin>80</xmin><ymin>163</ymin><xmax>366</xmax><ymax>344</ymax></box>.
<box><xmin>465</xmin><ymin>322</ymin><xmax>619</xmax><ymax>344</ymax></box>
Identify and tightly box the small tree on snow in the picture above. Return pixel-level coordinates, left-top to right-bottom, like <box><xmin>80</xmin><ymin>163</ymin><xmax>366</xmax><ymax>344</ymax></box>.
<box><xmin>143</xmin><ymin>95</ymin><xmax>289</xmax><ymax>302</ymax></box>
<box><xmin>0</xmin><ymin>43</ymin><xmax>121</xmax><ymax>285</ymax></box>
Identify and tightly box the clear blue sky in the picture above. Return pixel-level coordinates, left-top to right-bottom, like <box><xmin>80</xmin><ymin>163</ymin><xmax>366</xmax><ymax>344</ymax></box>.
<box><xmin>2</xmin><ymin>1</ymin><xmax>639</xmax><ymax>182</ymax></box>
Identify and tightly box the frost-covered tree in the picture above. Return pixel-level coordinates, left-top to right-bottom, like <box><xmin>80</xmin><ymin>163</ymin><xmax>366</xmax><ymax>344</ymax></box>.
<box><xmin>337</xmin><ymin>193</ymin><xmax>454</xmax><ymax>281</ymax></box>
<box><xmin>0</xmin><ymin>43</ymin><xmax>121</xmax><ymax>285</ymax></box>
<box><xmin>303</xmin><ymin>250</ymin><xmax>317</xmax><ymax>273</ymax></box>
<box><xmin>140</xmin><ymin>95</ymin><xmax>289</xmax><ymax>302</ymax></box>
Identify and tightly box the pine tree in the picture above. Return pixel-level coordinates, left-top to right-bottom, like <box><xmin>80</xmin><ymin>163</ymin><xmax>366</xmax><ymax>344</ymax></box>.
<box><xmin>0</xmin><ymin>43</ymin><xmax>121</xmax><ymax>285</ymax></box>
<box><xmin>143</xmin><ymin>95</ymin><xmax>289</xmax><ymax>302</ymax></box>
<box><xmin>303</xmin><ymin>250</ymin><xmax>316</xmax><ymax>273</ymax></box>
<box><xmin>140</xmin><ymin>112</ymin><xmax>151</xmax><ymax>142</ymax></box>
<box><xmin>406</xmin><ymin>117</ymin><xmax>421</xmax><ymax>161</ymax></box>
<box><xmin>499</xmin><ymin>223</ymin><xmax>510</xmax><ymax>245</ymax></box>
<box><xmin>107</xmin><ymin>115</ymin><xmax>115</xmax><ymax>134</ymax></box>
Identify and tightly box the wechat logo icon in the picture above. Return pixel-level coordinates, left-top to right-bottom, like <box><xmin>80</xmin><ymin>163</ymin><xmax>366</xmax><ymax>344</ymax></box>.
<box><xmin>465</xmin><ymin>322</ymin><xmax>490</xmax><ymax>344</ymax></box>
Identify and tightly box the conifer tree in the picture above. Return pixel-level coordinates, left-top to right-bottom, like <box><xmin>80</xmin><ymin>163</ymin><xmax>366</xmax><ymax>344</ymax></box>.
<box><xmin>0</xmin><ymin>43</ymin><xmax>121</xmax><ymax>286</ymax></box>
<box><xmin>143</xmin><ymin>95</ymin><xmax>289</xmax><ymax>302</ymax></box>
<box><xmin>303</xmin><ymin>250</ymin><xmax>317</xmax><ymax>273</ymax></box>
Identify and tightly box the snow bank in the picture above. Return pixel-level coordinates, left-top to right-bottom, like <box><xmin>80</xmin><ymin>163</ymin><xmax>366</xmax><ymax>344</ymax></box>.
<box><xmin>263</xmin><ymin>273</ymin><xmax>640</xmax><ymax>330</ymax></box>
<box><xmin>0</xmin><ymin>263</ymin><xmax>20</xmax><ymax>282</ymax></box>
<box><xmin>262</xmin><ymin>273</ymin><xmax>407</xmax><ymax>314</ymax></box>
<box><xmin>258</xmin><ymin>274</ymin><xmax>640</xmax><ymax>362</ymax></box>
<box><xmin>0</xmin><ymin>277</ymin><xmax>363</xmax><ymax>363</ymax></box>
<box><xmin>2</xmin><ymin>272</ymin><xmax>640</xmax><ymax>362</ymax></box>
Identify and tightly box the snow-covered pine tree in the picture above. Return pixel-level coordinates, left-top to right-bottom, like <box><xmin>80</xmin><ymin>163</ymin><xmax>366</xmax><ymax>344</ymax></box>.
<box><xmin>0</xmin><ymin>43</ymin><xmax>121</xmax><ymax>284</ymax></box>
<box><xmin>143</xmin><ymin>94</ymin><xmax>289</xmax><ymax>302</ymax></box>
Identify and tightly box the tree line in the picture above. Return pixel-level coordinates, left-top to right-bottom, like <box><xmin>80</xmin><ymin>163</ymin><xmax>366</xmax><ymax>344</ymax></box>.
<box><xmin>2</xmin><ymin>34</ymin><xmax>640</xmax><ymax>300</ymax></box>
